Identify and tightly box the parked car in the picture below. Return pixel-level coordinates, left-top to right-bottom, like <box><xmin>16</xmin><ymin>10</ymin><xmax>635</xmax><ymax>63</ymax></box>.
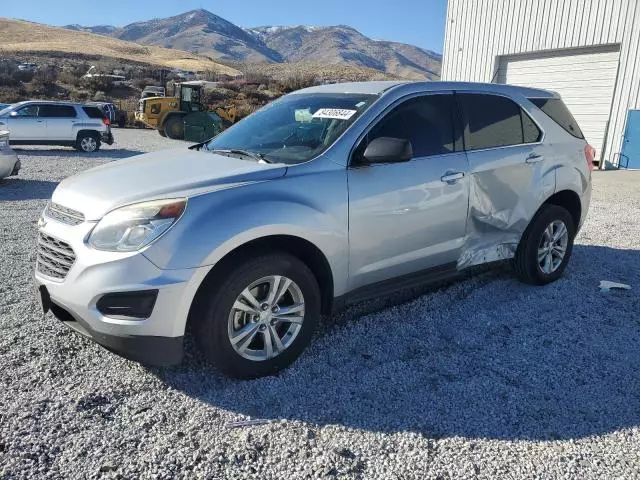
<box><xmin>141</xmin><ymin>86</ymin><xmax>166</xmax><ymax>99</ymax></box>
<box><xmin>0</xmin><ymin>127</ymin><xmax>20</xmax><ymax>179</ymax></box>
<box><xmin>18</xmin><ymin>63</ymin><xmax>38</xmax><ymax>72</ymax></box>
<box><xmin>86</xmin><ymin>101</ymin><xmax>127</xmax><ymax>128</ymax></box>
<box><xmin>0</xmin><ymin>101</ymin><xmax>113</xmax><ymax>152</ymax></box>
<box><xmin>34</xmin><ymin>81</ymin><xmax>593</xmax><ymax>378</ymax></box>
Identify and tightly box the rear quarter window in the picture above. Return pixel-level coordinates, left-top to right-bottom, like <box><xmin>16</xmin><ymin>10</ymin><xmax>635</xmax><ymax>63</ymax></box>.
<box><xmin>529</xmin><ymin>98</ymin><xmax>584</xmax><ymax>139</ymax></box>
<box><xmin>82</xmin><ymin>106</ymin><xmax>104</xmax><ymax>119</ymax></box>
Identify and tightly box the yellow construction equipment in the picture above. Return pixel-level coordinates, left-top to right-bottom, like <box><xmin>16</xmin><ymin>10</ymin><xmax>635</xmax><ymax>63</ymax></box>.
<box><xmin>135</xmin><ymin>82</ymin><xmax>236</xmax><ymax>140</ymax></box>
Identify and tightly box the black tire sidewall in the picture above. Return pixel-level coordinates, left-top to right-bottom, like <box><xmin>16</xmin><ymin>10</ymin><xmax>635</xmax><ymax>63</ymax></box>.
<box><xmin>196</xmin><ymin>253</ymin><xmax>321</xmax><ymax>378</ymax></box>
<box><xmin>518</xmin><ymin>205</ymin><xmax>576</xmax><ymax>285</ymax></box>
<box><xmin>164</xmin><ymin>117</ymin><xmax>184</xmax><ymax>139</ymax></box>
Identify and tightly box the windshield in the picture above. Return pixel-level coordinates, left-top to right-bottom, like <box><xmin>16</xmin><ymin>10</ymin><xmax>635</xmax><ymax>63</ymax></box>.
<box><xmin>205</xmin><ymin>93</ymin><xmax>378</xmax><ymax>164</ymax></box>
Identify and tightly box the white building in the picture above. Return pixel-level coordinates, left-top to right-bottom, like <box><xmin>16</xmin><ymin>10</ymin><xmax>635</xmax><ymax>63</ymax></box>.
<box><xmin>442</xmin><ymin>0</ymin><xmax>640</xmax><ymax>168</ymax></box>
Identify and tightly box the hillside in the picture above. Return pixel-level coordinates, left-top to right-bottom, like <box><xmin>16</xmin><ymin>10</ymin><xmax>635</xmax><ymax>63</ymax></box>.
<box><xmin>64</xmin><ymin>9</ymin><xmax>442</xmax><ymax>80</ymax></box>
<box><xmin>251</xmin><ymin>25</ymin><xmax>441</xmax><ymax>80</ymax></box>
<box><xmin>0</xmin><ymin>18</ymin><xmax>240</xmax><ymax>75</ymax></box>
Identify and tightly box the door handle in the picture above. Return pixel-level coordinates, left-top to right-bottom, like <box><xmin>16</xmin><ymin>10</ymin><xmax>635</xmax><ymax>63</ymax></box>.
<box><xmin>441</xmin><ymin>172</ymin><xmax>465</xmax><ymax>184</ymax></box>
<box><xmin>526</xmin><ymin>153</ymin><xmax>544</xmax><ymax>163</ymax></box>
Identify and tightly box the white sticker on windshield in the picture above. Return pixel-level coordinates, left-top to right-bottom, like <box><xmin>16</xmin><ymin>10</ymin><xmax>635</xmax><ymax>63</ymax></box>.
<box><xmin>312</xmin><ymin>108</ymin><xmax>357</xmax><ymax>120</ymax></box>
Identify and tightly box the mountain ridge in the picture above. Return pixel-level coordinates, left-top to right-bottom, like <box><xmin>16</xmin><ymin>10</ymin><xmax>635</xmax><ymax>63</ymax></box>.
<box><xmin>64</xmin><ymin>9</ymin><xmax>442</xmax><ymax>79</ymax></box>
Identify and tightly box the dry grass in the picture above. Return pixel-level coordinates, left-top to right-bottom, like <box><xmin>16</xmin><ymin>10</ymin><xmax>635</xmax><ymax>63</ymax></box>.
<box><xmin>0</xmin><ymin>18</ymin><xmax>240</xmax><ymax>75</ymax></box>
<box><xmin>232</xmin><ymin>62</ymin><xmax>402</xmax><ymax>83</ymax></box>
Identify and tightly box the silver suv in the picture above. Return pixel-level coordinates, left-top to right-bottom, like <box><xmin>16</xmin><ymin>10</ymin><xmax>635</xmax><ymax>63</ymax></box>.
<box><xmin>0</xmin><ymin>101</ymin><xmax>114</xmax><ymax>152</ymax></box>
<box><xmin>34</xmin><ymin>81</ymin><xmax>593</xmax><ymax>378</ymax></box>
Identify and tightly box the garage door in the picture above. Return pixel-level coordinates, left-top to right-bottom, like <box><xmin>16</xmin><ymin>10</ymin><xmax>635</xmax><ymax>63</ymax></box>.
<box><xmin>497</xmin><ymin>46</ymin><xmax>620</xmax><ymax>162</ymax></box>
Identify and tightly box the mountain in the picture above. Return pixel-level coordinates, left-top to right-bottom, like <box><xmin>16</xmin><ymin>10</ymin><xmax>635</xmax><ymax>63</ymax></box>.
<box><xmin>1</xmin><ymin>18</ymin><xmax>240</xmax><ymax>75</ymax></box>
<box><xmin>65</xmin><ymin>9</ymin><xmax>442</xmax><ymax>79</ymax></box>
<box><xmin>69</xmin><ymin>10</ymin><xmax>282</xmax><ymax>63</ymax></box>
<box><xmin>250</xmin><ymin>25</ymin><xmax>441</xmax><ymax>80</ymax></box>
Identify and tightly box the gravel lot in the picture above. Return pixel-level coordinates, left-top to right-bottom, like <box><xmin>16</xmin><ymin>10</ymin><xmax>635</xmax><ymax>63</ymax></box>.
<box><xmin>1</xmin><ymin>129</ymin><xmax>639</xmax><ymax>479</ymax></box>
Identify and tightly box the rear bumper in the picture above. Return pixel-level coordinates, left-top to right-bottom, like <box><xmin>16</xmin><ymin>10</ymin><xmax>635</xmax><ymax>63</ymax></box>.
<box><xmin>101</xmin><ymin>131</ymin><xmax>114</xmax><ymax>145</ymax></box>
<box><xmin>39</xmin><ymin>285</ymin><xmax>183</xmax><ymax>366</ymax></box>
<box><xmin>0</xmin><ymin>149</ymin><xmax>19</xmax><ymax>178</ymax></box>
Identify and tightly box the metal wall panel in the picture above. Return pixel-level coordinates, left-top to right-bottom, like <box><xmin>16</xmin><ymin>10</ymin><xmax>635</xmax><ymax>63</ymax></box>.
<box><xmin>442</xmin><ymin>0</ymin><xmax>640</xmax><ymax>166</ymax></box>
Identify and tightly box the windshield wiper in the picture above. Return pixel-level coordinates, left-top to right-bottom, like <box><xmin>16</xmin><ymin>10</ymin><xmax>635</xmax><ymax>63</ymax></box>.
<box><xmin>209</xmin><ymin>149</ymin><xmax>271</xmax><ymax>163</ymax></box>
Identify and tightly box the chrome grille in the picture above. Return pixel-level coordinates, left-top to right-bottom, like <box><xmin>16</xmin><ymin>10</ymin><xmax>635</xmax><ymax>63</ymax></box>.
<box><xmin>36</xmin><ymin>233</ymin><xmax>76</xmax><ymax>280</ymax></box>
<box><xmin>45</xmin><ymin>203</ymin><xmax>85</xmax><ymax>226</ymax></box>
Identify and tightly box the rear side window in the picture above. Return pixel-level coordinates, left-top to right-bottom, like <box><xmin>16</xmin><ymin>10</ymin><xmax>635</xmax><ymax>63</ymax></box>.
<box><xmin>39</xmin><ymin>105</ymin><xmax>77</xmax><ymax>118</ymax></box>
<box><xmin>458</xmin><ymin>93</ymin><xmax>541</xmax><ymax>150</ymax></box>
<box><xmin>83</xmin><ymin>106</ymin><xmax>104</xmax><ymax>119</ymax></box>
<box><xmin>529</xmin><ymin>98</ymin><xmax>584</xmax><ymax>139</ymax></box>
<box><xmin>362</xmin><ymin>94</ymin><xmax>459</xmax><ymax>158</ymax></box>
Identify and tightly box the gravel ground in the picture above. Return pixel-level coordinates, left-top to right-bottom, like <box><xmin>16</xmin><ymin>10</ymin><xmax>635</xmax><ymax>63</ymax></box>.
<box><xmin>1</xmin><ymin>129</ymin><xmax>639</xmax><ymax>479</ymax></box>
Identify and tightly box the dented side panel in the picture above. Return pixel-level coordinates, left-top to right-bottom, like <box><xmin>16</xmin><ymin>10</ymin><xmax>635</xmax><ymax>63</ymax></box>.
<box><xmin>458</xmin><ymin>143</ymin><xmax>556</xmax><ymax>269</ymax></box>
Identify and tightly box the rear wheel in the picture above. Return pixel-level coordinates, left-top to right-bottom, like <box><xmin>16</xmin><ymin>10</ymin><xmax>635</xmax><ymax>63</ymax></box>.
<box><xmin>75</xmin><ymin>133</ymin><xmax>100</xmax><ymax>152</ymax></box>
<box><xmin>513</xmin><ymin>204</ymin><xmax>575</xmax><ymax>285</ymax></box>
<box><xmin>164</xmin><ymin>116</ymin><xmax>185</xmax><ymax>140</ymax></box>
<box><xmin>158</xmin><ymin>128</ymin><xmax>167</xmax><ymax>138</ymax></box>
<box><xmin>193</xmin><ymin>253</ymin><xmax>321</xmax><ymax>378</ymax></box>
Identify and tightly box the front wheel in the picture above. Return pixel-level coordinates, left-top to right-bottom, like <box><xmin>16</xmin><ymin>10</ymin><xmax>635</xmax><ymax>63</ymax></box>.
<box><xmin>193</xmin><ymin>253</ymin><xmax>321</xmax><ymax>378</ymax></box>
<box><xmin>164</xmin><ymin>116</ymin><xmax>184</xmax><ymax>140</ymax></box>
<box><xmin>513</xmin><ymin>204</ymin><xmax>576</xmax><ymax>285</ymax></box>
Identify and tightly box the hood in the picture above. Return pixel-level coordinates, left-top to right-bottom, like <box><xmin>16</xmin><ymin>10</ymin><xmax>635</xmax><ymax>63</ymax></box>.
<box><xmin>52</xmin><ymin>148</ymin><xmax>287</xmax><ymax>220</ymax></box>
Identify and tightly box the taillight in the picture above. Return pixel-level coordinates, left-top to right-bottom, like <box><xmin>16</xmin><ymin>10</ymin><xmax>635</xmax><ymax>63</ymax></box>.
<box><xmin>102</xmin><ymin>117</ymin><xmax>110</xmax><ymax>126</ymax></box>
<box><xmin>584</xmin><ymin>144</ymin><xmax>595</xmax><ymax>171</ymax></box>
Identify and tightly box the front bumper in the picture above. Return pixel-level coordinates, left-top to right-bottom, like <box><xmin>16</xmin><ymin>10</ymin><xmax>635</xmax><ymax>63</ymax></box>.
<box><xmin>38</xmin><ymin>285</ymin><xmax>183</xmax><ymax>366</ymax></box>
<box><xmin>34</xmin><ymin>218</ymin><xmax>209</xmax><ymax>366</ymax></box>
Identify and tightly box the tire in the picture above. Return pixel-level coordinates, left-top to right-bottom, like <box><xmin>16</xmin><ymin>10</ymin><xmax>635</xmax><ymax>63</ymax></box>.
<box><xmin>513</xmin><ymin>204</ymin><xmax>576</xmax><ymax>285</ymax></box>
<box><xmin>75</xmin><ymin>133</ymin><xmax>100</xmax><ymax>153</ymax></box>
<box><xmin>193</xmin><ymin>253</ymin><xmax>321</xmax><ymax>379</ymax></box>
<box><xmin>158</xmin><ymin>128</ymin><xmax>167</xmax><ymax>138</ymax></box>
<box><xmin>164</xmin><ymin>116</ymin><xmax>185</xmax><ymax>140</ymax></box>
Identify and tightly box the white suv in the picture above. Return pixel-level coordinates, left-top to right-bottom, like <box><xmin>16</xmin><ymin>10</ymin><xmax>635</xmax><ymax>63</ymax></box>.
<box><xmin>0</xmin><ymin>102</ymin><xmax>114</xmax><ymax>152</ymax></box>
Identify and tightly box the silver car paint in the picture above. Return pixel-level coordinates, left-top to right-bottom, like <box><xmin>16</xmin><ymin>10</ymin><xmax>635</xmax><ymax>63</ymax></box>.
<box><xmin>35</xmin><ymin>81</ymin><xmax>592</xmax><ymax>343</ymax></box>
<box><xmin>0</xmin><ymin>129</ymin><xmax>20</xmax><ymax>179</ymax></box>
<box><xmin>0</xmin><ymin>101</ymin><xmax>109</xmax><ymax>142</ymax></box>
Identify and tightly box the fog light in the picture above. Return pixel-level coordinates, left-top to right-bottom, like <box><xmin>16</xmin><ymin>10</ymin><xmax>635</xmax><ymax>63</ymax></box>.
<box><xmin>96</xmin><ymin>290</ymin><xmax>159</xmax><ymax>319</ymax></box>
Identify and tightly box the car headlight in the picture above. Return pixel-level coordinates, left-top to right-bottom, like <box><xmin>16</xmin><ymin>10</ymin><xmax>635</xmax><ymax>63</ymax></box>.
<box><xmin>88</xmin><ymin>199</ymin><xmax>186</xmax><ymax>252</ymax></box>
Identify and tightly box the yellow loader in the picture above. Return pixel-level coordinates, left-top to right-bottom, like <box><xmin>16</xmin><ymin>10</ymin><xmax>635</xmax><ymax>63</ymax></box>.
<box><xmin>135</xmin><ymin>83</ymin><xmax>236</xmax><ymax>140</ymax></box>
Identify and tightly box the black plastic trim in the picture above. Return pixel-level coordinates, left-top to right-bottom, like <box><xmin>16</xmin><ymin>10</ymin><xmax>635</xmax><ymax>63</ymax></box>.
<box><xmin>96</xmin><ymin>290</ymin><xmax>158</xmax><ymax>319</ymax></box>
<box><xmin>332</xmin><ymin>262</ymin><xmax>460</xmax><ymax>312</ymax></box>
<box><xmin>48</xmin><ymin>298</ymin><xmax>182</xmax><ymax>366</ymax></box>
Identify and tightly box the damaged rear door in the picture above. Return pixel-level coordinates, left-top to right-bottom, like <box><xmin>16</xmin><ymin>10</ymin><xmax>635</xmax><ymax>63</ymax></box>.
<box><xmin>455</xmin><ymin>92</ymin><xmax>553</xmax><ymax>269</ymax></box>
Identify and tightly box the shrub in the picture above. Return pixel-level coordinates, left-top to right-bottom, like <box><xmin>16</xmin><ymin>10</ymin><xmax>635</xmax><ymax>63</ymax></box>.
<box><xmin>81</xmin><ymin>76</ymin><xmax>114</xmax><ymax>93</ymax></box>
<box><xmin>277</xmin><ymin>73</ymin><xmax>319</xmax><ymax>93</ymax></box>
<box><xmin>0</xmin><ymin>74</ymin><xmax>19</xmax><ymax>87</ymax></box>
<box><xmin>33</xmin><ymin>66</ymin><xmax>59</xmax><ymax>85</ymax></box>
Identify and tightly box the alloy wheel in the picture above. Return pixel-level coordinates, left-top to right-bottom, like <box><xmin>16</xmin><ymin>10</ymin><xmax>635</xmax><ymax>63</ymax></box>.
<box><xmin>81</xmin><ymin>137</ymin><xmax>97</xmax><ymax>152</ymax></box>
<box><xmin>537</xmin><ymin>220</ymin><xmax>569</xmax><ymax>274</ymax></box>
<box><xmin>227</xmin><ymin>275</ymin><xmax>305</xmax><ymax>361</ymax></box>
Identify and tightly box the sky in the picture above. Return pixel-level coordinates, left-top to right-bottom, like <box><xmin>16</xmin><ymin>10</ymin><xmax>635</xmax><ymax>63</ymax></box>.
<box><xmin>2</xmin><ymin>0</ymin><xmax>448</xmax><ymax>53</ymax></box>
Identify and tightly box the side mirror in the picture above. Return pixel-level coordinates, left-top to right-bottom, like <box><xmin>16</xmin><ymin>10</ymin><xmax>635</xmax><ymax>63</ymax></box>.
<box><xmin>362</xmin><ymin>137</ymin><xmax>413</xmax><ymax>164</ymax></box>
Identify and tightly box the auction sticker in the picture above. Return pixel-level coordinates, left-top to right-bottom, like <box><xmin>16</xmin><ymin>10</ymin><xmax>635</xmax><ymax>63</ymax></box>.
<box><xmin>312</xmin><ymin>108</ymin><xmax>357</xmax><ymax>120</ymax></box>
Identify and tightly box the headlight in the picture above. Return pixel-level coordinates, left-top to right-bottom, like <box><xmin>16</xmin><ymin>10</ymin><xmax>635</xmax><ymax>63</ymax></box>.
<box><xmin>88</xmin><ymin>198</ymin><xmax>186</xmax><ymax>252</ymax></box>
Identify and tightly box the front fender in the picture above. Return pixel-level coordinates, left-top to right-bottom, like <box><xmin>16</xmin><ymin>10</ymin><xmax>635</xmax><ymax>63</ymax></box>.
<box><xmin>143</xmin><ymin>169</ymin><xmax>349</xmax><ymax>295</ymax></box>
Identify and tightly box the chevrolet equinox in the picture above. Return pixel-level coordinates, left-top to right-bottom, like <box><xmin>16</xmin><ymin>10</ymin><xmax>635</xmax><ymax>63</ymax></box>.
<box><xmin>35</xmin><ymin>81</ymin><xmax>593</xmax><ymax>378</ymax></box>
